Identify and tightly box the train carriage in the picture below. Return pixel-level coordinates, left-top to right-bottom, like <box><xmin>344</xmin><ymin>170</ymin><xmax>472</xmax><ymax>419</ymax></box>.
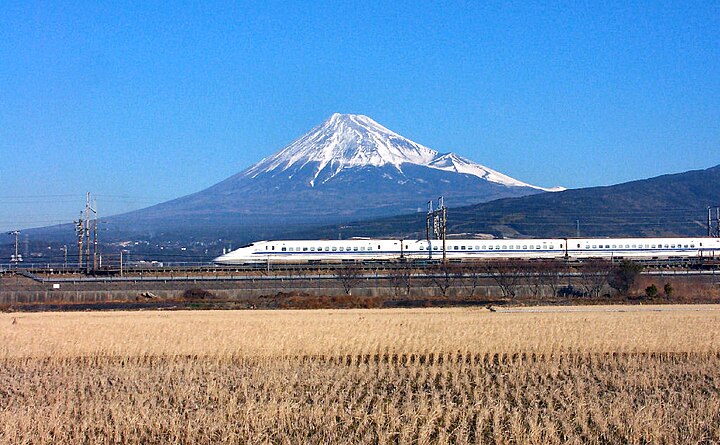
<box><xmin>214</xmin><ymin>237</ymin><xmax>720</xmax><ymax>264</ymax></box>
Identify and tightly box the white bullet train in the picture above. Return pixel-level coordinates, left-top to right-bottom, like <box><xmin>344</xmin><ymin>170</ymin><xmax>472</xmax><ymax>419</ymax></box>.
<box><xmin>213</xmin><ymin>237</ymin><xmax>720</xmax><ymax>264</ymax></box>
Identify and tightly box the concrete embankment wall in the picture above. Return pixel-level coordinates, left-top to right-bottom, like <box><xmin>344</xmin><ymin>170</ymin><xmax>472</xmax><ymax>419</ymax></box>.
<box><xmin>0</xmin><ymin>275</ymin><xmax>508</xmax><ymax>304</ymax></box>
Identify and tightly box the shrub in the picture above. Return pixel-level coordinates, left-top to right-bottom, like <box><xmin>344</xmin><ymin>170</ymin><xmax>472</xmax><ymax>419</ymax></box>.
<box><xmin>664</xmin><ymin>283</ymin><xmax>674</xmax><ymax>297</ymax></box>
<box><xmin>645</xmin><ymin>284</ymin><xmax>658</xmax><ymax>298</ymax></box>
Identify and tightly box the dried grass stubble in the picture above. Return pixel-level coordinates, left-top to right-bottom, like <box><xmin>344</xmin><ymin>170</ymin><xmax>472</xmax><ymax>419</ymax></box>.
<box><xmin>1</xmin><ymin>352</ymin><xmax>719</xmax><ymax>444</ymax></box>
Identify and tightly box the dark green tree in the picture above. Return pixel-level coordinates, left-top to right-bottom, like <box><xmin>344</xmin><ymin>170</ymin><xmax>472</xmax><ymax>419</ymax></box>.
<box><xmin>645</xmin><ymin>284</ymin><xmax>658</xmax><ymax>298</ymax></box>
<box><xmin>608</xmin><ymin>260</ymin><xmax>644</xmax><ymax>295</ymax></box>
<box><xmin>664</xmin><ymin>282</ymin><xmax>674</xmax><ymax>297</ymax></box>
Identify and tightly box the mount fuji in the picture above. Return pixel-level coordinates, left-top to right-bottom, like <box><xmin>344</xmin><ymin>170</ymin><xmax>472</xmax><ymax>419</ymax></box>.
<box><xmin>244</xmin><ymin>113</ymin><xmax>560</xmax><ymax>192</ymax></box>
<box><xmin>102</xmin><ymin>113</ymin><xmax>563</xmax><ymax>240</ymax></box>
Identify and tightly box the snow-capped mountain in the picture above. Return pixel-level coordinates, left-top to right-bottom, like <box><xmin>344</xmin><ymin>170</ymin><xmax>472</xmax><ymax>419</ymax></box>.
<box><xmin>103</xmin><ymin>113</ymin><xmax>563</xmax><ymax>241</ymax></box>
<box><xmin>244</xmin><ymin>113</ymin><xmax>561</xmax><ymax>191</ymax></box>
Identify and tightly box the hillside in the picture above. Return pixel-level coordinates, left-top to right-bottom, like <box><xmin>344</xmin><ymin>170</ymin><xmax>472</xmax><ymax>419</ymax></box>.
<box><xmin>299</xmin><ymin>165</ymin><xmax>720</xmax><ymax>240</ymax></box>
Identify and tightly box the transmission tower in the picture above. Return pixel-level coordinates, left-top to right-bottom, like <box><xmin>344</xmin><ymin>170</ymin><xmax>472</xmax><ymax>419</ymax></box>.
<box><xmin>708</xmin><ymin>206</ymin><xmax>720</xmax><ymax>238</ymax></box>
<box><xmin>710</xmin><ymin>206</ymin><xmax>720</xmax><ymax>238</ymax></box>
<box><xmin>7</xmin><ymin>230</ymin><xmax>21</xmax><ymax>266</ymax></box>
<box><xmin>426</xmin><ymin>197</ymin><xmax>447</xmax><ymax>263</ymax></box>
<box><xmin>74</xmin><ymin>213</ymin><xmax>84</xmax><ymax>268</ymax></box>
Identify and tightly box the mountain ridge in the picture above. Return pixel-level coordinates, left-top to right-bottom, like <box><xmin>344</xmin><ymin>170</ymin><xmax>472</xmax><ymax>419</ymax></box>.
<box><xmin>299</xmin><ymin>164</ymin><xmax>720</xmax><ymax>240</ymax></box>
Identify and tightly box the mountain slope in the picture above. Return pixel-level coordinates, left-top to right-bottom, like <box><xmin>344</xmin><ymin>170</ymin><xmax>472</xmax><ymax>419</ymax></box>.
<box><xmin>101</xmin><ymin>113</ymin><xmax>560</xmax><ymax>240</ymax></box>
<box><xmin>300</xmin><ymin>165</ymin><xmax>720</xmax><ymax>240</ymax></box>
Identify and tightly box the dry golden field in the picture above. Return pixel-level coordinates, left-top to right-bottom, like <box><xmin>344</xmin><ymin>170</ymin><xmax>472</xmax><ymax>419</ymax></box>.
<box><xmin>2</xmin><ymin>306</ymin><xmax>720</xmax><ymax>444</ymax></box>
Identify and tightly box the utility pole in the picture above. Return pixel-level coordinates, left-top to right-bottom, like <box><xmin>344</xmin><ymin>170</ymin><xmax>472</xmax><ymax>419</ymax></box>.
<box><xmin>74</xmin><ymin>213</ymin><xmax>84</xmax><ymax>268</ymax></box>
<box><xmin>441</xmin><ymin>198</ymin><xmax>447</xmax><ymax>263</ymax></box>
<box><xmin>426</xmin><ymin>201</ymin><xmax>433</xmax><ymax>259</ymax></box>
<box><xmin>85</xmin><ymin>193</ymin><xmax>91</xmax><ymax>274</ymax></box>
<box><xmin>708</xmin><ymin>206</ymin><xmax>720</xmax><ymax>238</ymax></box>
<box><xmin>709</xmin><ymin>207</ymin><xmax>713</xmax><ymax>237</ymax></box>
<box><xmin>92</xmin><ymin>196</ymin><xmax>98</xmax><ymax>270</ymax></box>
<box><xmin>7</xmin><ymin>230</ymin><xmax>20</xmax><ymax>266</ymax></box>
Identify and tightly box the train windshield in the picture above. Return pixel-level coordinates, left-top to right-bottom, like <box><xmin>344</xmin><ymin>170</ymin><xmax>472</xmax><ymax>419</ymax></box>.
<box><xmin>238</xmin><ymin>243</ymin><xmax>255</xmax><ymax>248</ymax></box>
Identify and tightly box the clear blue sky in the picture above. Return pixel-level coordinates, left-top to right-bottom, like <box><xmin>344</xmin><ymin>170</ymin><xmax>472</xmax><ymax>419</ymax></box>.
<box><xmin>1</xmin><ymin>1</ymin><xmax>718</xmax><ymax>231</ymax></box>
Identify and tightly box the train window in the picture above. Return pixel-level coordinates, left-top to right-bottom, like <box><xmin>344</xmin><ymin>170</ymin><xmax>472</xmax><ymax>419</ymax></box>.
<box><xmin>577</xmin><ymin>244</ymin><xmax>581</xmax><ymax>248</ymax></box>
<box><xmin>549</xmin><ymin>245</ymin><xmax>554</xmax><ymax>249</ymax></box>
<box><xmin>281</xmin><ymin>247</ymin><xmax>286</xmax><ymax>252</ymax></box>
<box><xmin>331</xmin><ymin>247</ymin><xmax>337</xmax><ymax>251</ymax></box>
<box><xmin>378</xmin><ymin>245</ymin><xmax>381</xmax><ymax>249</ymax></box>
<box><xmin>690</xmin><ymin>244</ymin><xmax>695</xmax><ymax>248</ymax></box>
<box><xmin>420</xmin><ymin>246</ymin><xmax>425</xmax><ymax>250</ymax></box>
<box><xmin>475</xmin><ymin>246</ymin><xmax>480</xmax><ymax>250</ymax></box>
<box><xmin>461</xmin><ymin>246</ymin><xmax>466</xmax><ymax>250</ymax></box>
<box><xmin>288</xmin><ymin>247</ymin><xmax>294</xmax><ymax>252</ymax></box>
<box><xmin>272</xmin><ymin>246</ymin><xmax>275</xmax><ymax>250</ymax></box>
<box><xmin>368</xmin><ymin>247</ymin><xmax>372</xmax><ymax>251</ymax></box>
<box><xmin>433</xmin><ymin>246</ymin><xmax>439</xmax><ymax>250</ymax></box>
<box><xmin>347</xmin><ymin>247</ymin><xmax>351</xmax><ymax>251</ymax></box>
<box><xmin>361</xmin><ymin>247</ymin><xmax>365</xmax><ymax>251</ymax></box>
<box><xmin>700</xmin><ymin>243</ymin><xmax>703</xmax><ymax>247</ymax></box>
<box><xmin>537</xmin><ymin>245</ymin><xmax>541</xmax><ymax>249</ymax></box>
<box><xmin>671</xmin><ymin>245</ymin><xmax>676</xmax><ymax>249</ymax></box>
<box><xmin>354</xmin><ymin>247</ymin><xmax>359</xmax><ymax>251</ymax></box>
<box><xmin>508</xmin><ymin>245</ymin><xmax>514</xmax><ymax>250</ymax></box>
<box><xmin>592</xmin><ymin>245</ymin><xmax>597</xmax><ymax>249</ymax></box>
<box><xmin>665</xmin><ymin>245</ymin><xmax>669</xmax><ymax>249</ymax></box>
<box><xmin>310</xmin><ymin>247</ymin><xmax>315</xmax><ymax>251</ymax></box>
<box><xmin>303</xmin><ymin>247</ymin><xmax>308</xmax><ymax>252</ymax></box>
<box><xmin>500</xmin><ymin>245</ymin><xmax>505</xmax><ymax>250</ymax></box>
<box><xmin>523</xmin><ymin>245</ymin><xmax>527</xmax><ymax>250</ymax></box>
<box><xmin>612</xmin><ymin>245</ymin><xmax>616</xmax><ymax>249</ymax></box>
<box><xmin>454</xmin><ymin>246</ymin><xmax>459</xmax><ymax>250</ymax></box>
<box><xmin>324</xmin><ymin>247</ymin><xmax>329</xmax><ymax>251</ymax></box>
<box><xmin>632</xmin><ymin>244</ymin><xmax>636</xmax><ymax>248</ymax></box>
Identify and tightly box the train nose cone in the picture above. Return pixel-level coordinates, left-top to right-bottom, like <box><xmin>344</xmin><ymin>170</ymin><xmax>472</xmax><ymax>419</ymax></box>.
<box><xmin>213</xmin><ymin>253</ymin><xmax>232</xmax><ymax>264</ymax></box>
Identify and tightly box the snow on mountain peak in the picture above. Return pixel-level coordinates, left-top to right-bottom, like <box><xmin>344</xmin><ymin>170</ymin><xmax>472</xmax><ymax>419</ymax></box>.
<box><xmin>428</xmin><ymin>153</ymin><xmax>564</xmax><ymax>192</ymax></box>
<box><xmin>244</xmin><ymin>113</ymin><xmax>562</xmax><ymax>191</ymax></box>
<box><xmin>245</xmin><ymin>113</ymin><xmax>437</xmax><ymax>184</ymax></box>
